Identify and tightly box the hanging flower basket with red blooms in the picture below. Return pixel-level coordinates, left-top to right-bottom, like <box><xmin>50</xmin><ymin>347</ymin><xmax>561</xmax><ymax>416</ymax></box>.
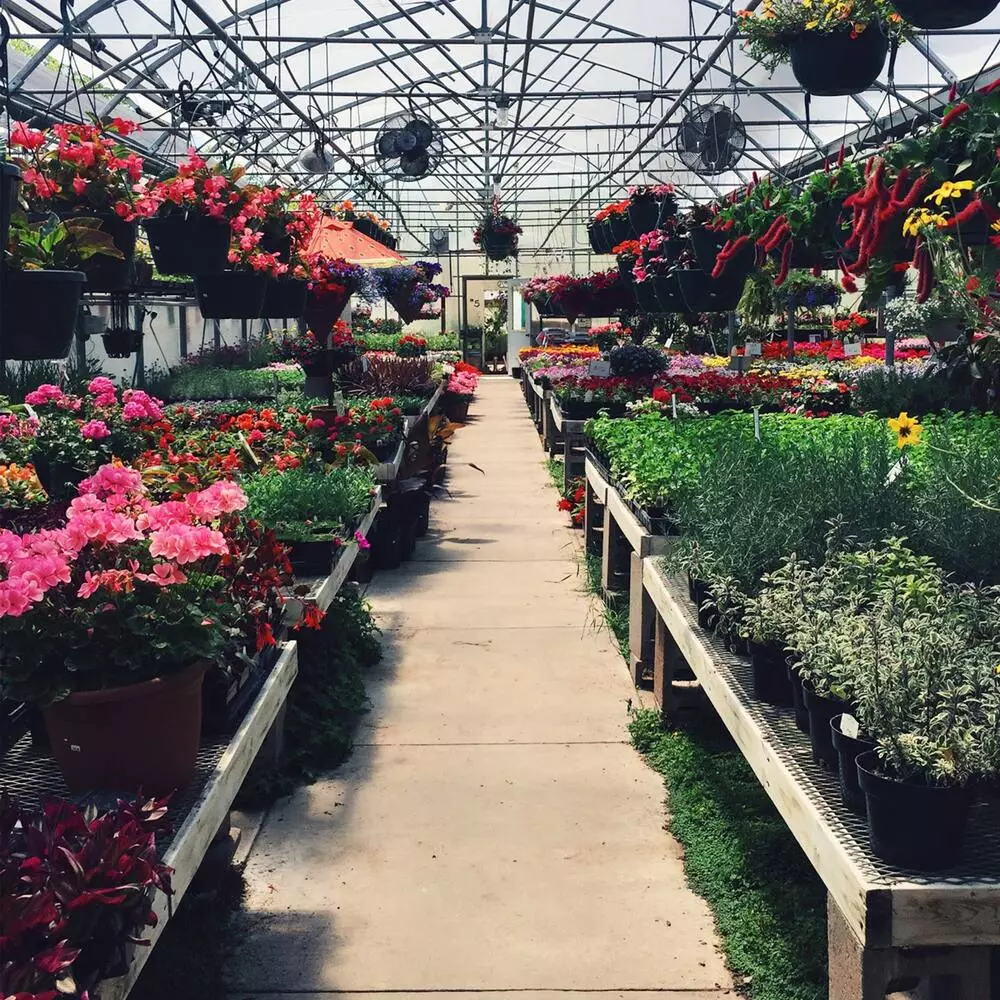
<box><xmin>473</xmin><ymin>198</ymin><xmax>523</xmax><ymax>260</ymax></box>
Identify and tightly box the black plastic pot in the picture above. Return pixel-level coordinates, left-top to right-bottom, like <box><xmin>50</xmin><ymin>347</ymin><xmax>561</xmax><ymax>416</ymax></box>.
<box><xmin>285</xmin><ymin>538</ymin><xmax>335</xmax><ymax>577</ymax></box>
<box><xmin>856</xmin><ymin>751</ymin><xmax>972</xmax><ymax>870</ymax></box>
<box><xmin>689</xmin><ymin>578</ymin><xmax>717</xmax><ymax>631</ymax></box>
<box><xmin>261</xmin><ymin>278</ymin><xmax>307</xmax><ymax>319</ymax></box>
<box><xmin>482</xmin><ymin>231</ymin><xmax>517</xmax><ymax>260</ymax></box>
<box><xmin>607</xmin><ymin>213</ymin><xmax>632</xmax><ymax>248</ymax></box>
<box><xmin>33</xmin><ymin>458</ymin><xmax>88</xmax><ymax>501</ymax></box>
<box><xmin>652</xmin><ymin>273</ymin><xmax>685</xmax><ymax>312</ymax></box>
<box><xmin>627</xmin><ymin>198</ymin><xmax>663</xmax><ymax>237</ymax></box>
<box><xmin>2</xmin><ymin>269</ymin><xmax>86</xmax><ymax>361</ymax></box>
<box><xmin>385</xmin><ymin>233</ymin><xmax>398</xmax><ymax>251</ymax></box>
<box><xmin>259</xmin><ymin>232</ymin><xmax>293</xmax><ymax>263</ymax></box>
<box><xmin>749</xmin><ymin>640</ymin><xmax>793</xmax><ymax>706</ymax></box>
<box><xmin>195</xmin><ymin>271</ymin><xmax>268</xmax><ymax>320</ymax></box>
<box><xmin>676</xmin><ymin>268</ymin><xmax>747</xmax><ymax>313</ymax></box>
<box><xmin>58</xmin><ymin>210</ymin><xmax>137</xmax><ymax>292</ymax></box>
<box><xmin>632</xmin><ymin>278</ymin><xmax>661</xmax><ymax>314</ymax></box>
<box><xmin>589</xmin><ymin>223</ymin><xmax>613</xmax><ymax>255</ymax></box>
<box><xmin>788</xmin><ymin>25</ymin><xmax>889</xmax><ymax>97</ymax></box>
<box><xmin>890</xmin><ymin>0</ymin><xmax>998</xmax><ymax>27</ymax></box>
<box><xmin>831</xmin><ymin>715</ymin><xmax>876</xmax><ymax>815</ymax></box>
<box><xmin>688</xmin><ymin>225</ymin><xmax>727</xmax><ymax>273</ymax></box>
<box><xmin>352</xmin><ymin>217</ymin><xmax>382</xmax><ymax>242</ymax></box>
<box><xmin>0</xmin><ymin>161</ymin><xmax>20</xmax><ymax>255</ymax></box>
<box><xmin>143</xmin><ymin>214</ymin><xmax>232</xmax><ymax>276</ymax></box>
<box><xmin>787</xmin><ymin>661</ymin><xmax>810</xmax><ymax>734</ymax></box>
<box><xmin>101</xmin><ymin>328</ymin><xmax>143</xmax><ymax>358</ymax></box>
<box><xmin>803</xmin><ymin>682</ymin><xmax>851</xmax><ymax>770</ymax></box>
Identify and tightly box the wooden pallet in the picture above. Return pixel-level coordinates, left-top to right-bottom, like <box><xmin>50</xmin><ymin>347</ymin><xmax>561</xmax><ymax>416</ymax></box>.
<box><xmin>642</xmin><ymin>558</ymin><xmax>998</xmax><ymax>1000</ymax></box>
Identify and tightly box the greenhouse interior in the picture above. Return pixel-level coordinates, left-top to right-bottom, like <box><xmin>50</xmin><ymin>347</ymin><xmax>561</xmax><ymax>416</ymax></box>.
<box><xmin>8</xmin><ymin>1</ymin><xmax>1000</xmax><ymax>999</ymax></box>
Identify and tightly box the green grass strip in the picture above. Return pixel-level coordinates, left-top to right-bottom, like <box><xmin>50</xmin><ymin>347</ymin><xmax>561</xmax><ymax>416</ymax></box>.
<box><xmin>584</xmin><ymin>553</ymin><xmax>631</xmax><ymax>662</ymax></box>
<box><xmin>630</xmin><ymin>708</ymin><xmax>828</xmax><ymax>1000</ymax></box>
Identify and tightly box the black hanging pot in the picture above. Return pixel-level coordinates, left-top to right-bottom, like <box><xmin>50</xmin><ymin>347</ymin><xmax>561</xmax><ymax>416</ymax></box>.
<box><xmin>588</xmin><ymin>223</ymin><xmax>612</xmax><ymax>255</ymax></box>
<box><xmin>856</xmin><ymin>751</ymin><xmax>972</xmax><ymax>870</ymax></box>
<box><xmin>788</xmin><ymin>25</ymin><xmax>889</xmax><ymax>97</ymax></box>
<box><xmin>482</xmin><ymin>231</ymin><xmax>517</xmax><ymax>260</ymax></box>
<box><xmin>652</xmin><ymin>273</ymin><xmax>685</xmax><ymax>312</ymax></box>
<box><xmin>0</xmin><ymin>161</ymin><xmax>21</xmax><ymax>256</ymax></box>
<box><xmin>59</xmin><ymin>209</ymin><xmax>137</xmax><ymax>292</ymax></box>
<box><xmin>890</xmin><ymin>0</ymin><xmax>998</xmax><ymax>28</ymax></box>
<box><xmin>258</xmin><ymin>232</ymin><xmax>293</xmax><ymax>263</ymax></box>
<box><xmin>32</xmin><ymin>458</ymin><xmax>89</xmax><ymax>502</ymax></box>
<box><xmin>607</xmin><ymin>213</ymin><xmax>632</xmax><ymax>249</ymax></box>
<box><xmin>677</xmin><ymin>268</ymin><xmax>747</xmax><ymax>313</ymax></box>
<box><xmin>101</xmin><ymin>328</ymin><xmax>143</xmax><ymax>358</ymax></box>
<box><xmin>632</xmin><ymin>278</ymin><xmax>661</xmax><ymax>314</ymax></box>
<box><xmin>802</xmin><ymin>681</ymin><xmax>851</xmax><ymax>770</ymax></box>
<box><xmin>353</xmin><ymin>217</ymin><xmax>382</xmax><ymax>241</ymax></box>
<box><xmin>195</xmin><ymin>270</ymin><xmax>268</xmax><ymax>320</ymax></box>
<box><xmin>831</xmin><ymin>715</ymin><xmax>876</xmax><ymax>815</ymax></box>
<box><xmin>2</xmin><ymin>269</ymin><xmax>86</xmax><ymax>360</ymax></box>
<box><xmin>261</xmin><ymin>277</ymin><xmax>308</xmax><ymax>319</ymax></box>
<box><xmin>617</xmin><ymin>256</ymin><xmax>637</xmax><ymax>285</ymax></box>
<box><xmin>688</xmin><ymin>224</ymin><xmax>728</xmax><ymax>273</ymax></box>
<box><xmin>385</xmin><ymin>233</ymin><xmax>398</xmax><ymax>251</ymax></box>
<box><xmin>627</xmin><ymin>198</ymin><xmax>663</xmax><ymax>237</ymax></box>
<box><xmin>748</xmin><ymin>640</ymin><xmax>793</xmax><ymax>706</ymax></box>
<box><xmin>772</xmin><ymin>240</ymin><xmax>827</xmax><ymax>271</ymax></box>
<box><xmin>143</xmin><ymin>214</ymin><xmax>233</xmax><ymax>275</ymax></box>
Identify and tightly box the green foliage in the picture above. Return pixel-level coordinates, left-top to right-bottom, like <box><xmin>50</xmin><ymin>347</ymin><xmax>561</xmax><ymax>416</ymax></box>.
<box><xmin>363</xmin><ymin>331</ymin><xmax>459</xmax><ymax>352</ymax></box>
<box><xmin>6</xmin><ymin>212</ymin><xmax>122</xmax><ymax>270</ymax></box>
<box><xmin>239</xmin><ymin>585</ymin><xmax>382</xmax><ymax>805</ymax></box>
<box><xmin>243</xmin><ymin>466</ymin><xmax>375</xmax><ymax>542</ymax></box>
<box><xmin>630</xmin><ymin>709</ymin><xmax>827</xmax><ymax>1000</ymax></box>
<box><xmin>851</xmin><ymin>363</ymin><xmax>969</xmax><ymax>417</ymax></box>
<box><xmin>0</xmin><ymin>358</ymin><xmax>105</xmax><ymax>402</ymax></box>
<box><xmin>161</xmin><ymin>365</ymin><xmax>303</xmax><ymax>401</ymax></box>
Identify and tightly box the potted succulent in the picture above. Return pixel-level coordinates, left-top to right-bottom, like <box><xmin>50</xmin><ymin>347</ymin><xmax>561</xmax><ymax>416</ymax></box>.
<box><xmin>739</xmin><ymin>0</ymin><xmax>907</xmax><ymax>97</ymax></box>
<box><xmin>2</xmin><ymin>213</ymin><xmax>120</xmax><ymax>361</ymax></box>
<box><xmin>0</xmin><ymin>466</ymin><xmax>249</xmax><ymax>794</ymax></box>
<box><xmin>138</xmin><ymin>151</ymin><xmax>250</xmax><ymax>275</ymax></box>
<box><xmin>243</xmin><ymin>465</ymin><xmax>375</xmax><ymax>578</ymax></box>
<box><xmin>9</xmin><ymin>118</ymin><xmax>144</xmax><ymax>291</ymax></box>
<box><xmin>473</xmin><ymin>199</ymin><xmax>523</xmax><ymax>260</ymax></box>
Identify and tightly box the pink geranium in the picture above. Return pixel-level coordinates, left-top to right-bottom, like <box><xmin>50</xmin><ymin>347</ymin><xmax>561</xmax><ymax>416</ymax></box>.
<box><xmin>80</xmin><ymin>419</ymin><xmax>111</xmax><ymax>440</ymax></box>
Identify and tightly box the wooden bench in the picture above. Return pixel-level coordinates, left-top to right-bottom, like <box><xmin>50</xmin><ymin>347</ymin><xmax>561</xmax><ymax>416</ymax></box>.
<box><xmin>546</xmin><ymin>396</ymin><xmax>588</xmax><ymax>493</ymax></box>
<box><xmin>584</xmin><ymin>455</ymin><xmax>674</xmax><ymax>686</ymax></box>
<box><xmin>642</xmin><ymin>557</ymin><xmax>999</xmax><ymax>1000</ymax></box>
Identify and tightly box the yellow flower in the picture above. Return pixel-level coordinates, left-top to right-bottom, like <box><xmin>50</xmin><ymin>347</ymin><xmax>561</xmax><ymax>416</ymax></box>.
<box><xmin>888</xmin><ymin>412</ymin><xmax>923</xmax><ymax>449</ymax></box>
<box><xmin>926</xmin><ymin>179</ymin><xmax>975</xmax><ymax>206</ymax></box>
<box><xmin>903</xmin><ymin>207</ymin><xmax>949</xmax><ymax>237</ymax></box>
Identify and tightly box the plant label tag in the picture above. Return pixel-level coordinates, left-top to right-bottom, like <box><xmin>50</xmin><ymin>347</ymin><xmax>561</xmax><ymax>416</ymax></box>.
<box><xmin>584</xmin><ymin>390</ymin><xmax>594</xmax><ymax>403</ymax></box>
<box><xmin>745</xmin><ymin>341</ymin><xmax>762</xmax><ymax>357</ymax></box>
<box><xmin>885</xmin><ymin>457</ymin><xmax>905</xmax><ymax>486</ymax></box>
<box><xmin>809</xmin><ymin>334</ymin><xmax>820</xmax><ymax>344</ymax></box>
<box><xmin>753</xmin><ymin>406</ymin><xmax>761</xmax><ymax>442</ymax></box>
<box><xmin>334</xmin><ymin>390</ymin><xmax>346</xmax><ymax>417</ymax></box>
<box><xmin>840</xmin><ymin>714</ymin><xmax>860</xmax><ymax>739</ymax></box>
<box><xmin>843</xmin><ymin>341</ymin><xmax>862</xmax><ymax>357</ymax></box>
<box><xmin>361</xmin><ymin>356</ymin><xmax>371</xmax><ymax>373</ymax></box>
<box><xmin>588</xmin><ymin>359</ymin><xmax>611</xmax><ymax>378</ymax></box>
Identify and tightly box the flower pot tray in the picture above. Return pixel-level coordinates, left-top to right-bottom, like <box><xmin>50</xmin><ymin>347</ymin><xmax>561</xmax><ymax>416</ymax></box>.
<box><xmin>0</xmin><ymin>641</ymin><xmax>299</xmax><ymax>1000</ymax></box>
<box><xmin>282</xmin><ymin>488</ymin><xmax>383</xmax><ymax>622</ymax></box>
<box><xmin>640</xmin><ymin>558</ymin><xmax>999</xmax><ymax>999</ymax></box>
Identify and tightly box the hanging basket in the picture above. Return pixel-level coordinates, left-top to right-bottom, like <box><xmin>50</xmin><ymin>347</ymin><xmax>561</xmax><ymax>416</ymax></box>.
<box><xmin>676</xmin><ymin>268</ymin><xmax>747</xmax><ymax>313</ymax></box>
<box><xmin>305</xmin><ymin>283</ymin><xmax>352</xmax><ymax>334</ymax></box>
<box><xmin>688</xmin><ymin>225</ymin><xmax>728</xmax><ymax>273</ymax></box>
<box><xmin>532</xmin><ymin>293</ymin><xmax>554</xmax><ymax>318</ymax></box>
<box><xmin>1</xmin><ymin>269</ymin><xmax>86</xmax><ymax>361</ymax></box>
<box><xmin>588</xmin><ymin>223</ymin><xmax>612</xmax><ymax>255</ymax></box>
<box><xmin>385</xmin><ymin>233</ymin><xmax>398</xmax><ymax>251</ymax></box>
<box><xmin>890</xmin><ymin>0</ymin><xmax>999</xmax><ymax>27</ymax></box>
<box><xmin>627</xmin><ymin>198</ymin><xmax>664</xmax><ymax>237</ymax></box>
<box><xmin>101</xmin><ymin>328</ymin><xmax>143</xmax><ymax>358</ymax></box>
<box><xmin>59</xmin><ymin>209</ymin><xmax>137</xmax><ymax>293</ymax></box>
<box><xmin>788</xmin><ymin>25</ymin><xmax>889</xmax><ymax>97</ymax></box>
<box><xmin>606</xmin><ymin>213</ymin><xmax>632</xmax><ymax>249</ymax></box>
<box><xmin>195</xmin><ymin>271</ymin><xmax>268</xmax><ymax>320</ymax></box>
<box><xmin>143</xmin><ymin>214</ymin><xmax>233</xmax><ymax>276</ymax></box>
<box><xmin>481</xmin><ymin>231</ymin><xmax>518</xmax><ymax>260</ymax></box>
<box><xmin>632</xmin><ymin>278</ymin><xmax>661</xmax><ymax>314</ymax></box>
<box><xmin>0</xmin><ymin>161</ymin><xmax>21</xmax><ymax>256</ymax></box>
<box><xmin>258</xmin><ymin>232</ymin><xmax>293</xmax><ymax>263</ymax></box>
<box><xmin>261</xmin><ymin>277</ymin><xmax>308</xmax><ymax>319</ymax></box>
<box><xmin>652</xmin><ymin>273</ymin><xmax>685</xmax><ymax>312</ymax></box>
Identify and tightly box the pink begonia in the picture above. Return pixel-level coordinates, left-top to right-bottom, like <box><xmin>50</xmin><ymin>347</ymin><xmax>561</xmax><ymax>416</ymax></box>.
<box><xmin>24</xmin><ymin>384</ymin><xmax>66</xmax><ymax>406</ymax></box>
<box><xmin>149</xmin><ymin>523</ymin><xmax>228</xmax><ymax>564</ymax></box>
<box><xmin>137</xmin><ymin>562</ymin><xmax>188</xmax><ymax>587</ymax></box>
<box><xmin>354</xmin><ymin>530</ymin><xmax>370</xmax><ymax>551</ymax></box>
<box><xmin>121</xmin><ymin>389</ymin><xmax>164</xmax><ymax>422</ymax></box>
<box><xmin>80</xmin><ymin>419</ymin><xmax>111</xmax><ymax>440</ymax></box>
<box><xmin>78</xmin><ymin>464</ymin><xmax>144</xmax><ymax>500</ymax></box>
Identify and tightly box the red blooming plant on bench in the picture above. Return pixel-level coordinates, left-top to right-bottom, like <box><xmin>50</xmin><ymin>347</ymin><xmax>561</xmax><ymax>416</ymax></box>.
<box><xmin>0</xmin><ymin>793</ymin><xmax>173</xmax><ymax>999</ymax></box>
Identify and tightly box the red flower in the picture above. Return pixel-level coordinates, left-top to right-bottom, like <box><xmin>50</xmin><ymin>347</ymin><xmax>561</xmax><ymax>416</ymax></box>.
<box><xmin>967</xmin><ymin>275</ymin><xmax>982</xmax><ymax>292</ymax></box>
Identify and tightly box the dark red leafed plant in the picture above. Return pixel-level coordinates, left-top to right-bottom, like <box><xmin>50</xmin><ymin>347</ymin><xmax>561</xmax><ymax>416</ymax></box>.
<box><xmin>0</xmin><ymin>793</ymin><xmax>173</xmax><ymax>999</ymax></box>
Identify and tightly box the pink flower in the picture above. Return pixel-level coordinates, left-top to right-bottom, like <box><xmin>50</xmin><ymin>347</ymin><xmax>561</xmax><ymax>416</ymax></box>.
<box><xmin>78</xmin><ymin>464</ymin><xmax>144</xmax><ymax>500</ymax></box>
<box><xmin>149</xmin><ymin>523</ymin><xmax>228</xmax><ymax>564</ymax></box>
<box><xmin>121</xmin><ymin>389</ymin><xmax>164</xmax><ymax>422</ymax></box>
<box><xmin>137</xmin><ymin>562</ymin><xmax>188</xmax><ymax>587</ymax></box>
<box><xmin>10</xmin><ymin>121</ymin><xmax>46</xmax><ymax>150</ymax></box>
<box><xmin>24</xmin><ymin>384</ymin><xmax>66</xmax><ymax>406</ymax></box>
<box><xmin>354</xmin><ymin>530</ymin><xmax>371</xmax><ymax>551</ymax></box>
<box><xmin>137</xmin><ymin>500</ymin><xmax>194</xmax><ymax>531</ymax></box>
<box><xmin>72</xmin><ymin>175</ymin><xmax>89</xmax><ymax>196</ymax></box>
<box><xmin>80</xmin><ymin>419</ymin><xmax>111</xmax><ymax>440</ymax></box>
<box><xmin>87</xmin><ymin>376</ymin><xmax>117</xmax><ymax>405</ymax></box>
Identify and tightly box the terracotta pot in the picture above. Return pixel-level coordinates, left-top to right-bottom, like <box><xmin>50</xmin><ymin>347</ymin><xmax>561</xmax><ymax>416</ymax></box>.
<box><xmin>42</xmin><ymin>661</ymin><xmax>208</xmax><ymax>795</ymax></box>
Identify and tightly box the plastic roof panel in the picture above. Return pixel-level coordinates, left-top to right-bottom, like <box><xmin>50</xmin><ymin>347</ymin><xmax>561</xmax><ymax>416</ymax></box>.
<box><xmin>3</xmin><ymin>0</ymin><xmax>1000</xmax><ymax>250</ymax></box>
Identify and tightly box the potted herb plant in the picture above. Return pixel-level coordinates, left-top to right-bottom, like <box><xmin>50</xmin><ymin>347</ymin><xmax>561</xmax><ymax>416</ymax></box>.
<box><xmin>9</xmin><ymin>118</ymin><xmax>144</xmax><ymax>291</ymax></box>
<box><xmin>3</xmin><ymin>213</ymin><xmax>119</xmax><ymax>361</ymax></box>
<box><xmin>243</xmin><ymin>465</ymin><xmax>375</xmax><ymax>577</ymax></box>
<box><xmin>0</xmin><ymin>467</ymin><xmax>249</xmax><ymax>794</ymax></box>
<box><xmin>739</xmin><ymin>0</ymin><xmax>906</xmax><ymax>97</ymax></box>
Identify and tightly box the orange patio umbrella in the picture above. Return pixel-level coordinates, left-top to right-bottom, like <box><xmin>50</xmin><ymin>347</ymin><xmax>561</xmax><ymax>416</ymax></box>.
<box><xmin>306</xmin><ymin>216</ymin><xmax>405</xmax><ymax>267</ymax></box>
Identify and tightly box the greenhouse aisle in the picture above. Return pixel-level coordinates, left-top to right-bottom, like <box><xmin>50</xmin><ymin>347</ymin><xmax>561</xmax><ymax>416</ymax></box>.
<box><xmin>230</xmin><ymin>376</ymin><xmax>734</xmax><ymax>999</ymax></box>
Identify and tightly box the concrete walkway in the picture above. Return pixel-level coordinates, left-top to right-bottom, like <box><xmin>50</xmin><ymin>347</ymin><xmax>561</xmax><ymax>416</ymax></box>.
<box><xmin>231</xmin><ymin>377</ymin><xmax>734</xmax><ymax>1000</ymax></box>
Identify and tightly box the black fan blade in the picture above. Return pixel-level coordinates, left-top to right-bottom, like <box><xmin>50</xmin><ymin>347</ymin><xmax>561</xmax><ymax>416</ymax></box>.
<box><xmin>377</xmin><ymin>130</ymin><xmax>402</xmax><ymax>157</ymax></box>
<box><xmin>677</xmin><ymin>119</ymin><xmax>704</xmax><ymax>153</ymax></box>
<box><xmin>397</xmin><ymin>128</ymin><xmax>418</xmax><ymax>152</ymax></box>
<box><xmin>400</xmin><ymin>149</ymin><xmax>431</xmax><ymax>177</ymax></box>
<box><xmin>407</xmin><ymin>118</ymin><xmax>434</xmax><ymax>148</ymax></box>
